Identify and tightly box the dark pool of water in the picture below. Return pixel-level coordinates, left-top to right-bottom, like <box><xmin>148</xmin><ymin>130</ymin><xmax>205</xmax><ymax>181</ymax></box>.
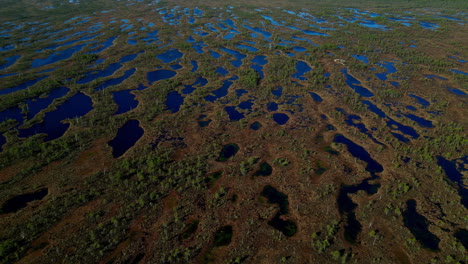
<box><xmin>156</xmin><ymin>48</ymin><xmax>183</xmax><ymax>63</ymax></box>
<box><xmin>223</xmin><ymin>19</ymin><xmax>237</xmax><ymax>29</ymax></box>
<box><xmin>183</xmin><ymin>76</ymin><xmax>208</xmax><ymax>95</ymax></box>
<box><xmin>0</xmin><ymin>75</ymin><xmax>49</xmax><ymax>96</ymax></box>
<box><xmin>261</xmin><ymin>15</ymin><xmax>282</xmax><ymax>26</ymax></box>
<box><xmin>273</xmin><ymin>113</ymin><xmax>289</xmax><ymax>125</ymax></box>
<box><xmin>250</xmin><ymin>64</ymin><xmax>264</xmax><ymax>79</ymax></box>
<box><xmin>352</xmin><ymin>54</ymin><xmax>369</xmax><ymax>64</ymax></box>
<box><xmin>0</xmin><ymin>55</ymin><xmax>21</xmax><ymax>70</ymax></box>
<box><xmin>26</xmin><ymin>86</ymin><xmax>70</xmax><ymax>119</ymax></box>
<box><xmin>166</xmin><ymin>91</ymin><xmax>184</xmax><ymax>113</ymax></box>
<box><xmin>32</xmin><ymin>44</ymin><xmax>86</xmax><ymax>68</ymax></box>
<box><xmin>309</xmin><ymin>92</ymin><xmax>323</xmax><ymax>102</ymax></box>
<box><xmin>286</xmin><ymin>25</ymin><xmax>328</xmax><ymax>36</ymax></box>
<box><xmin>217</xmin><ymin>143</ymin><xmax>239</xmax><ymax>162</ymax></box>
<box><xmin>77</xmin><ymin>63</ymin><xmax>122</xmax><ymax>84</ymax></box>
<box><xmin>113</xmin><ymin>90</ymin><xmax>138</xmax><ymax>115</ymax></box>
<box><xmin>250</xmin><ymin>121</ymin><xmax>262</xmax><ymax>130</ymax></box>
<box><xmin>261</xmin><ymin>185</ymin><xmax>289</xmax><ymax>214</ymax></box>
<box><xmin>254</xmin><ymin>162</ymin><xmax>272</xmax><ymax>177</ymax></box>
<box><xmin>170</xmin><ymin>64</ymin><xmax>182</xmax><ymax>70</ymax></box>
<box><xmin>454</xmin><ymin>229</ymin><xmax>468</xmax><ymax>249</ymax></box>
<box><xmin>292</xmin><ymin>61</ymin><xmax>311</xmax><ymax>80</ymax></box>
<box><xmin>268</xmin><ymin>212</ymin><xmax>298</xmax><ymax>237</ymax></box>
<box><xmin>342</xmin><ymin>68</ymin><xmax>373</xmax><ymax>97</ymax></box>
<box><xmin>437</xmin><ymin>156</ymin><xmax>463</xmax><ymax>186</ymax></box>
<box><xmin>403</xmin><ymin>199</ymin><xmax>440</xmax><ymax>251</ymax></box>
<box><xmin>0</xmin><ymin>43</ymin><xmax>15</xmax><ymax>52</ymax></box>
<box><xmin>216</xmin><ymin>66</ymin><xmax>229</xmax><ymax>77</ymax></box>
<box><xmin>0</xmin><ymin>132</ymin><xmax>5</xmax><ymax>150</ymax></box>
<box><xmin>361</xmin><ymin>101</ymin><xmax>387</xmax><ymax>117</ymax></box>
<box><xmin>261</xmin><ymin>185</ymin><xmax>297</xmax><ymax>236</ymax></box>
<box><xmin>209</xmin><ymin>49</ymin><xmax>222</xmax><ymax>59</ymax></box>
<box><xmin>242</xmin><ymin>24</ymin><xmax>272</xmax><ymax>40</ymax></box>
<box><xmin>359</xmin><ymin>21</ymin><xmax>389</xmax><ymax>30</ymax></box>
<box><xmin>334</xmin><ymin>134</ymin><xmax>382</xmax><ymax>243</ymax></box>
<box><xmin>293</xmin><ymin>46</ymin><xmax>306</xmax><ymax>52</ymax></box>
<box><xmin>88</xmin><ymin>36</ymin><xmax>118</xmax><ymax>54</ymax></box>
<box><xmin>236</xmin><ymin>44</ymin><xmax>258</xmax><ymax>52</ymax></box>
<box><xmin>190</xmin><ymin>60</ymin><xmax>198</xmax><ymax>72</ymax></box>
<box><xmin>213</xmin><ymin>225</ymin><xmax>233</xmax><ymax>247</ymax></box>
<box><xmin>423</xmin><ymin>74</ymin><xmax>447</xmax><ymax>80</ymax></box>
<box><xmin>40</xmin><ymin>33</ymin><xmax>101</xmax><ymax>52</ymax></box>
<box><xmin>1</xmin><ymin>86</ymin><xmax>68</xmax><ymax>126</ymax></box>
<box><xmin>18</xmin><ymin>92</ymin><xmax>93</xmax><ymax>142</ymax></box>
<box><xmin>238</xmin><ymin>100</ymin><xmax>253</xmax><ymax>110</ymax></box>
<box><xmin>0</xmin><ymin>106</ymin><xmax>22</xmax><ymax>125</ymax></box>
<box><xmin>375</xmin><ymin>61</ymin><xmax>397</xmax><ymax>81</ymax></box>
<box><xmin>120</xmin><ymin>52</ymin><xmax>142</xmax><ymax>63</ymax></box>
<box><xmin>205</xmin><ymin>77</ymin><xmax>236</xmax><ymax>102</ymax></box>
<box><xmin>334</xmin><ymin>134</ymin><xmax>383</xmax><ymax>173</ymax></box>
<box><xmin>220</xmin><ymin>47</ymin><xmax>246</xmax><ymax>67</ymax></box>
<box><xmin>198</xmin><ymin>119</ymin><xmax>211</xmax><ymax>127</ymax></box>
<box><xmin>0</xmin><ymin>72</ymin><xmax>18</xmax><ymax>79</ymax></box>
<box><xmin>362</xmin><ymin>100</ymin><xmax>419</xmax><ymax>141</ymax></box>
<box><xmin>192</xmin><ymin>41</ymin><xmax>207</xmax><ymax>54</ymax></box>
<box><xmin>0</xmin><ymin>188</ymin><xmax>48</xmax><ymax>214</ymax></box>
<box><xmin>420</xmin><ymin>21</ymin><xmax>439</xmax><ymax>30</ymax></box>
<box><xmin>95</xmin><ymin>68</ymin><xmax>136</xmax><ymax>91</ymax></box>
<box><xmin>337</xmin><ymin>108</ymin><xmax>382</xmax><ymax>145</ymax></box>
<box><xmin>447</xmin><ymin>87</ymin><xmax>467</xmax><ymax>96</ymax></box>
<box><xmin>272</xmin><ymin>86</ymin><xmax>283</xmax><ymax>97</ymax></box>
<box><xmin>404</xmin><ymin>114</ymin><xmax>433</xmax><ymax>128</ymax></box>
<box><xmin>108</xmin><ymin>119</ymin><xmax>144</xmax><ymax>158</ymax></box>
<box><xmin>142</xmin><ymin>30</ymin><xmax>159</xmax><ymax>45</ymax></box>
<box><xmin>147</xmin><ymin>69</ymin><xmax>176</xmax><ymax>85</ymax></box>
<box><xmin>450</xmin><ymin>69</ymin><xmax>468</xmax><ymax>76</ymax></box>
<box><xmin>267</xmin><ymin>102</ymin><xmax>278</xmax><ymax>111</ymax></box>
<box><xmin>408</xmin><ymin>94</ymin><xmax>430</xmax><ymax>107</ymax></box>
<box><xmin>436</xmin><ymin>156</ymin><xmax>467</xmax><ymax>208</ymax></box>
<box><xmin>252</xmin><ymin>55</ymin><xmax>267</xmax><ymax>65</ymax></box>
<box><xmin>225</xmin><ymin>106</ymin><xmax>245</xmax><ymax>121</ymax></box>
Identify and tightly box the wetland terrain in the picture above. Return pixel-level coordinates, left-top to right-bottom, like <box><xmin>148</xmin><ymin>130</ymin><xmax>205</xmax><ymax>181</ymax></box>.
<box><xmin>0</xmin><ymin>0</ymin><xmax>467</xmax><ymax>263</ymax></box>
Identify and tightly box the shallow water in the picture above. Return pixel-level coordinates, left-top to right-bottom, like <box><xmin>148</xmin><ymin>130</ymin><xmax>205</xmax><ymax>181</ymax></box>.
<box><xmin>403</xmin><ymin>199</ymin><xmax>440</xmax><ymax>250</ymax></box>
<box><xmin>95</xmin><ymin>68</ymin><xmax>136</xmax><ymax>91</ymax></box>
<box><xmin>217</xmin><ymin>143</ymin><xmax>239</xmax><ymax>162</ymax></box>
<box><xmin>190</xmin><ymin>60</ymin><xmax>198</xmax><ymax>72</ymax></box>
<box><xmin>292</xmin><ymin>61</ymin><xmax>311</xmax><ymax>80</ymax></box>
<box><xmin>0</xmin><ymin>75</ymin><xmax>49</xmax><ymax>96</ymax></box>
<box><xmin>225</xmin><ymin>106</ymin><xmax>245</xmax><ymax>121</ymax></box>
<box><xmin>0</xmin><ymin>55</ymin><xmax>21</xmax><ymax>70</ymax></box>
<box><xmin>147</xmin><ymin>69</ymin><xmax>176</xmax><ymax>85</ymax></box>
<box><xmin>205</xmin><ymin>78</ymin><xmax>235</xmax><ymax>102</ymax></box>
<box><xmin>342</xmin><ymin>68</ymin><xmax>373</xmax><ymax>97</ymax></box>
<box><xmin>26</xmin><ymin>86</ymin><xmax>70</xmax><ymax>119</ymax></box>
<box><xmin>32</xmin><ymin>44</ymin><xmax>86</xmax><ymax>68</ymax></box>
<box><xmin>404</xmin><ymin>114</ymin><xmax>433</xmax><ymax>128</ymax></box>
<box><xmin>375</xmin><ymin>61</ymin><xmax>397</xmax><ymax>81</ymax></box>
<box><xmin>408</xmin><ymin>94</ymin><xmax>430</xmax><ymax>108</ymax></box>
<box><xmin>19</xmin><ymin>92</ymin><xmax>93</xmax><ymax>142</ymax></box>
<box><xmin>447</xmin><ymin>87</ymin><xmax>466</xmax><ymax>96</ymax></box>
<box><xmin>157</xmin><ymin>49</ymin><xmax>183</xmax><ymax>63</ymax></box>
<box><xmin>166</xmin><ymin>91</ymin><xmax>184</xmax><ymax>113</ymax></box>
<box><xmin>309</xmin><ymin>92</ymin><xmax>323</xmax><ymax>102</ymax></box>
<box><xmin>108</xmin><ymin>119</ymin><xmax>144</xmax><ymax>158</ymax></box>
<box><xmin>113</xmin><ymin>90</ymin><xmax>138</xmax><ymax>115</ymax></box>
<box><xmin>273</xmin><ymin>113</ymin><xmax>289</xmax><ymax>125</ymax></box>
<box><xmin>0</xmin><ymin>188</ymin><xmax>48</xmax><ymax>214</ymax></box>
<box><xmin>250</xmin><ymin>121</ymin><xmax>262</xmax><ymax>130</ymax></box>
